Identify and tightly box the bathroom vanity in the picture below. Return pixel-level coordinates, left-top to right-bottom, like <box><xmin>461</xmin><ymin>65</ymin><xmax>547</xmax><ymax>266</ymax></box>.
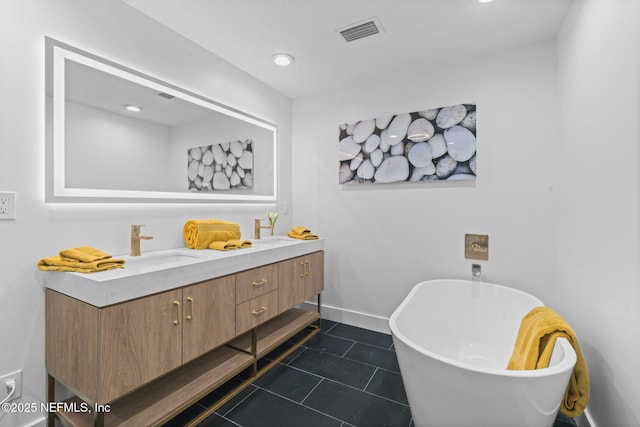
<box><xmin>43</xmin><ymin>237</ymin><xmax>324</xmax><ymax>426</ymax></box>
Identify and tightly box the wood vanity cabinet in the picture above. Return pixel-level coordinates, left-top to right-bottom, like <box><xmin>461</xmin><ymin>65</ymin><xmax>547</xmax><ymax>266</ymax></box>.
<box><xmin>47</xmin><ymin>275</ymin><xmax>236</xmax><ymax>405</ymax></box>
<box><xmin>46</xmin><ymin>251</ymin><xmax>323</xmax><ymax>427</ymax></box>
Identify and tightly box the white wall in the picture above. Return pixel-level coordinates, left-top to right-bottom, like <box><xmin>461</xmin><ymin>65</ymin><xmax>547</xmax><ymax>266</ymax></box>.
<box><xmin>292</xmin><ymin>40</ymin><xmax>561</xmax><ymax>330</ymax></box>
<box><xmin>557</xmin><ymin>1</ymin><xmax>640</xmax><ymax>426</ymax></box>
<box><xmin>0</xmin><ymin>1</ymin><xmax>292</xmax><ymax>426</ymax></box>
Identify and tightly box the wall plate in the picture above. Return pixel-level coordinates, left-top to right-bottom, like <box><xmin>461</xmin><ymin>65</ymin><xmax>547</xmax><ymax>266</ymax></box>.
<box><xmin>465</xmin><ymin>233</ymin><xmax>488</xmax><ymax>260</ymax></box>
<box><xmin>0</xmin><ymin>192</ymin><xmax>16</xmax><ymax>220</ymax></box>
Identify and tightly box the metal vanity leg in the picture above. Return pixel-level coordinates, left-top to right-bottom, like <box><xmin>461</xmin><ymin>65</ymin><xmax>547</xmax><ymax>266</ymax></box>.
<box><xmin>46</xmin><ymin>374</ymin><xmax>55</xmax><ymax>427</ymax></box>
<box><xmin>94</xmin><ymin>405</ymin><xmax>105</xmax><ymax>427</ymax></box>
<box><xmin>251</xmin><ymin>328</ymin><xmax>258</xmax><ymax>376</ymax></box>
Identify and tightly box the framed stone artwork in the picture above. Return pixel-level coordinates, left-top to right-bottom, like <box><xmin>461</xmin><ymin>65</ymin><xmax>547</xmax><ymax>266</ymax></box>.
<box><xmin>188</xmin><ymin>139</ymin><xmax>254</xmax><ymax>191</ymax></box>
<box><xmin>338</xmin><ymin>103</ymin><xmax>476</xmax><ymax>184</ymax></box>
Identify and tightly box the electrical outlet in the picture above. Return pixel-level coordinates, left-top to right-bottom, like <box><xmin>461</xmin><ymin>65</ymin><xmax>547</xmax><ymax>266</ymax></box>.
<box><xmin>0</xmin><ymin>191</ymin><xmax>16</xmax><ymax>220</ymax></box>
<box><xmin>0</xmin><ymin>370</ymin><xmax>22</xmax><ymax>402</ymax></box>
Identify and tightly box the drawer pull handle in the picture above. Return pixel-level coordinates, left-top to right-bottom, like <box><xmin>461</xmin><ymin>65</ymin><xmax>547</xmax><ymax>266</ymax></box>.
<box><xmin>186</xmin><ymin>296</ymin><xmax>193</xmax><ymax>321</ymax></box>
<box><xmin>300</xmin><ymin>262</ymin><xmax>305</xmax><ymax>278</ymax></box>
<box><xmin>252</xmin><ymin>306</ymin><xmax>268</xmax><ymax>316</ymax></box>
<box><xmin>305</xmin><ymin>261</ymin><xmax>310</xmax><ymax>276</ymax></box>
<box><xmin>252</xmin><ymin>279</ymin><xmax>267</xmax><ymax>287</ymax></box>
<box><xmin>173</xmin><ymin>300</ymin><xmax>181</xmax><ymax>325</ymax></box>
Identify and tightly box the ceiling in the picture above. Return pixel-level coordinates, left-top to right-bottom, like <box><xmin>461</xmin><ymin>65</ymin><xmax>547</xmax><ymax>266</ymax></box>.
<box><xmin>122</xmin><ymin>0</ymin><xmax>573</xmax><ymax>99</ymax></box>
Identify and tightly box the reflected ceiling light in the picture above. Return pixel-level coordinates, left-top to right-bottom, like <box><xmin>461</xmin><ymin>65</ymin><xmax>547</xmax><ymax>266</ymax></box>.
<box><xmin>271</xmin><ymin>53</ymin><xmax>295</xmax><ymax>66</ymax></box>
<box><xmin>124</xmin><ymin>104</ymin><xmax>142</xmax><ymax>112</ymax></box>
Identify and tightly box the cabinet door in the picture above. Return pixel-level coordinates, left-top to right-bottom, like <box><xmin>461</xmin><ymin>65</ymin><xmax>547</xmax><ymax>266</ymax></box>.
<box><xmin>99</xmin><ymin>289</ymin><xmax>183</xmax><ymax>403</ymax></box>
<box><xmin>279</xmin><ymin>251</ymin><xmax>325</xmax><ymax>313</ymax></box>
<box><xmin>278</xmin><ymin>256</ymin><xmax>305</xmax><ymax>313</ymax></box>
<box><xmin>303</xmin><ymin>251</ymin><xmax>324</xmax><ymax>301</ymax></box>
<box><xmin>183</xmin><ymin>275</ymin><xmax>236</xmax><ymax>363</ymax></box>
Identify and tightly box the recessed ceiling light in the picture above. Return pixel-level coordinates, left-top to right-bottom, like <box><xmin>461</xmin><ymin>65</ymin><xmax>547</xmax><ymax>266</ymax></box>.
<box><xmin>124</xmin><ymin>104</ymin><xmax>142</xmax><ymax>112</ymax></box>
<box><xmin>477</xmin><ymin>0</ymin><xmax>495</xmax><ymax>3</ymax></box>
<box><xmin>271</xmin><ymin>53</ymin><xmax>294</xmax><ymax>66</ymax></box>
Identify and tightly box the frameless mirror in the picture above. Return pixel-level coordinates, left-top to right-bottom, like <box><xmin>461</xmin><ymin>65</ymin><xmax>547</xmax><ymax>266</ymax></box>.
<box><xmin>45</xmin><ymin>37</ymin><xmax>278</xmax><ymax>203</ymax></box>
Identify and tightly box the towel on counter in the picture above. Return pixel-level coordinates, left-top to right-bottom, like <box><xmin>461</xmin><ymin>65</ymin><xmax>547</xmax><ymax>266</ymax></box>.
<box><xmin>38</xmin><ymin>246</ymin><xmax>124</xmax><ymax>273</ymax></box>
<box><xmin>287</xmin><ymin>226</ymin><xmax>319</xmax><ymax>240</ymax></box>
<box><xmin>507</xmin><ymin>306</ymin><xmax>589</xmax><ymax>417</ymax></box>
<box><xmin>59</xmin><ymin>246</ymin><xmax>112</xmax><ymax>263</ymax></box>
<box><xmin>208</xmin><ymin>241</ymin><xmax>238</xmax><ymax>251</ymax></box>
<box><xmin>227</xmin><ymin>239</ymin><xmax>253</xmax><ymax>248</ymax></box>
<box><xmin>183</xmin><ymin>219</ymin><xmax>241</xmax><ymax>249</ymax></box>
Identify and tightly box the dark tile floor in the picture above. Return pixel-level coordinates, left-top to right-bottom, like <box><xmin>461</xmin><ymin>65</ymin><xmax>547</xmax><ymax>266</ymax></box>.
<box><xmin>165</xmin><ymin>319</ymin><xmax>577</xmax><ymax>427</ymax></box>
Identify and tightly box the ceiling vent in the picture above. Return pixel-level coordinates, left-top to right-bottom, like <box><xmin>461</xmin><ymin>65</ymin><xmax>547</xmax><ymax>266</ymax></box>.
<box><xmin>157</xmin><ymin>92</ymin><xmax>175</xmax><ymax>100</ymax></box>
<box><xmin>337</xmin><ymin>17</ymin><xmax>384</xmax><ymax>42</ymax></box>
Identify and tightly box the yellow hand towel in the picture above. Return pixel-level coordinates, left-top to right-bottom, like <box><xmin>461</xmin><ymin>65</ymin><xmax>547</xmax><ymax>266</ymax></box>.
<box><xmin>183</xmin><ymin>219</ymin><xmax>241</xmax><ymax>249</ymax></box>
<box><xmin>507</xmin><ymin>306</ymin><xmax>589</xmax><ymax>417</ymax></box>
<box><xmin>291</xmin><ymin>226</ymin><xmax>312</xmax><ymax>235</ymax></box>
<box><xmin>59</xmin><ymin>246</ymin><xmax>112</xmax><ymax>263</ymax></box>
<box><xmin>208</xmin><ymin>241</ymin><xmax>238</xmax><ymax>251</ymax></box>
<box><xmin>37</xmin><ymin>255</ymin><xmax>124</xmax><ymax>273</ymax></box>
<box><xmin>287</xmin><ymin>231</ymin><xmax>319</xmax><ymax>240</ymax></box>
<box><xmin>227</xmin><ymin>239</ymin><xmax>252</xmax><ymax>248</ymax></box>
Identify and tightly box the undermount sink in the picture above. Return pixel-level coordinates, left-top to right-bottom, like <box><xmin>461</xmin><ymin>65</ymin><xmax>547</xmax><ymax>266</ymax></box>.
<box><xmin>124</xmin><ymin>251</ymin><xmax>202</xmax><ymax>270</ymax></box>
<box><xmin>252</xmin><ymin>236</ymin><xmax>294</xmax><ymax>246</ymax></box>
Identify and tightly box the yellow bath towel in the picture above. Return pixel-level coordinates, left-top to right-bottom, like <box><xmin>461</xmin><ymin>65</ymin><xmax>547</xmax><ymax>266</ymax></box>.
<box><xmin>59</xmin><ymin>246</ymin><xmax>112</xmax><ymax>263</ymax></box>
<box><xmin>37</xmin><ymin>255</ymin><xmax>124</xmax><ymax>273</ymax></box>
<box><xmin>208</xmin><ymin>241</ymin><xmax>238</xmax><ymax>251</ymax></box>
<box><xmin>227</xmin><ymin>239</ymin><xmax>253</xmax><ymax>248</ymax></box>
<box><xmin>507</xmin><ymin>306</ymin><xmax>589</xmax><ymax>417</ymax></box>
<box><xmin>287</xmin><ymin>226</ymin><xmax>319</xmax><ymax>240</ymax></box>
<box><xmin>183</xmin><ymin>219</ymin><xmax>241</xmax><ymax>249</ymax></box>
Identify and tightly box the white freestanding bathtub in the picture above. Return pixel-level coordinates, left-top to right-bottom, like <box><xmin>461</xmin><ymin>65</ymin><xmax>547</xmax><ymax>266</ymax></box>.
<box><xmin>389</xmin><ymin>279</ymin><xmax>576</xmax><ymax>427</ymax></box>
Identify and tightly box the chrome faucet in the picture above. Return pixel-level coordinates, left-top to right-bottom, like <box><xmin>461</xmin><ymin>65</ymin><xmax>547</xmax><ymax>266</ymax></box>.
<box><xmin>471</xmin><ymin>264</ymin><xmax>481</xmax><ymax>283</ymax></box>
<box><xmin>130</xmin><ymin>224</ymin><xmax>153</xmax><ymax>256</ymax></box>
<box><xmin>254</xmin><ymin>219</ymin><xmax>272</xmax><ymax>240</ymax></box>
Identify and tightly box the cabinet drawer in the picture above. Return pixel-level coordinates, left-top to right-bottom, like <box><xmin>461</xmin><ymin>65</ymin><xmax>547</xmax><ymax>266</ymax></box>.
<box><xmin>235</xmin><ymin>264</ymin><xmax>277</xmax><ymax>304</ymax></box>
<box><xmin>236</xmin><ymin>290</ymin><xmax>278</xmax><ymax>335</ymax></box>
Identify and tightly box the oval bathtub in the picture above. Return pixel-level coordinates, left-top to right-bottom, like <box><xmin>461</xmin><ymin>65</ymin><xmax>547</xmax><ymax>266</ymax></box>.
<box><xmin>389</xmin><ymin>279</ymin><xmax>576</xmax><ymax>427</ymax></box>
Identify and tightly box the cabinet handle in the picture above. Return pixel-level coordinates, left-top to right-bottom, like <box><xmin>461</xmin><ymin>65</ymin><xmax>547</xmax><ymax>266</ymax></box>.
<box><xmin>252</xmin><ymin>279</ymin><xmax>267</xmax><ymax>287</ymax></box>
<box><xmin>252</xmin><ymin>306</ymin><xmax>268</xmax><ymax>316</ymax></box>
<box><xmin>173</xmin><ymin>300</ymin><xmax>181</xmax><ymax>325</ymax></box>
<box><xmin>300</xmin><ymin>262</ymin><xmax>305</xmax><ymax>278</ymax></box>
<box><xmin>305</xmin><ymin>261</ymin><xmax>310</xmax><ymax>276</ymax></box>
<box><xmin>186</xmin><ymin>296</ymin><xmax>193</xmax><ymax>321</ymax></box>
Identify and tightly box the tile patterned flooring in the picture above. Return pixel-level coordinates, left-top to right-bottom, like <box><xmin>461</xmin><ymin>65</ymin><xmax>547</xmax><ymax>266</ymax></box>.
<box><xmin>165</xmin><ymin>319</ymin><xmax>577</xmax><ymax>427</ymax></box>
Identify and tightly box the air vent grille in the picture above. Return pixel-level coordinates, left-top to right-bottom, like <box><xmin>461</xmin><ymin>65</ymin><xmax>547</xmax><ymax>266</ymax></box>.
<box><xmin>339</xmin><ymin>18</ymin><xmax>383</xmax><ymax>42</ymax></box>
<box><xmin>157</xmin><ymin>92</ymin><xmax>175</xmax><ymax>100</ymax></box>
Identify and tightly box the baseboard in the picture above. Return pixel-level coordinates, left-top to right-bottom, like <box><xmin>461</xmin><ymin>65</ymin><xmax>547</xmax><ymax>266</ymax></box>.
<box><xmin>300</xmin><ymin>301</ymin><xmax>391</xmax><ymax>334</ymax></box>
<box><xmin>576</xmin><ymin>409</ymin><xmax>596</xmax><ymax>427</ymax></box>
<box><xmin>24</xmin><ymin>416</ymin><xmax>46</xmax><ymax>427</ymax></box>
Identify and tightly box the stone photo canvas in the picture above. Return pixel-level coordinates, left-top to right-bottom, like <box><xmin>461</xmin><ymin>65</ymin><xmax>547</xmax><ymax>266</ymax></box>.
<box><xmin>187</xmin><ymin>139</ymin><xmax>254</xmax><ymax>191</ymax></box>
<box><xmin>338</xmin><ymin>103</ymin><xmax>476</xmax><ymax>184</ymax></box>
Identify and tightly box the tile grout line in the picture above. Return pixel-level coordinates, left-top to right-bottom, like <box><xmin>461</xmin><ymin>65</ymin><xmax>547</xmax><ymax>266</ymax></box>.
<box><xmin>340</xmin><ymin>340</ymin><xmax>358</xmax><ymax>357</ymax></box>
<box><xmin>362</xmin><ymin>367</ymin><xmax>379</xmax><ymax>391</ymax></box>
<box><xmin>258</xmin><ymin>382</ymin><xmax>356</xmax><ymax>427</ymax></box>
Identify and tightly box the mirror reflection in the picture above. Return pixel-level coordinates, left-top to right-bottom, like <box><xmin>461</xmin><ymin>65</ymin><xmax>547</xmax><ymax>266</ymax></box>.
<box><xmin>46</xmin><ymin>38</ymin><xmax>278</xmax><ymax>203</ymax></box>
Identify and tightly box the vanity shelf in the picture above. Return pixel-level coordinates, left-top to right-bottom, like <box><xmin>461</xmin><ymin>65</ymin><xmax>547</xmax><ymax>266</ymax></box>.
<box><xmin>45</xmin><ymin>248</ymin><xmax>324</xmax><ymax>427</ymax></box>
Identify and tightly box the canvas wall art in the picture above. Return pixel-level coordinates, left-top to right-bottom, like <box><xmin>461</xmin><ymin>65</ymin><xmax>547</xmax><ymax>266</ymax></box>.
<box><xmin>188</xmin><ymin>139</ymin><xmax>254</xmax><ymax>191</ymax></box>
<box><xmin>338</xmin><ymin>103</ymin><xmax>476</xmax><ymax>184</ymax></box>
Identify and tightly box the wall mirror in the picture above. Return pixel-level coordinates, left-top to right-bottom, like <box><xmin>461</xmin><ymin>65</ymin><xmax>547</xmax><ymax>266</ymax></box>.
<box><xmin>45</xmin><ymin>37</ymin><xmax>278</xmax><ymax>203</ymax></box>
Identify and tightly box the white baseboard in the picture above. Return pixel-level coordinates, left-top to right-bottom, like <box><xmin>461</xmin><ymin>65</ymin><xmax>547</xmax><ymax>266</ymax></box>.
<box><xmin>24</xmin><ymin>416</ymin><xmax>46</xmax><ymax>427</ymax></box>
<box><xmin>300</xmin><ymin>301</ymin><xmax>391</xmax><ymax>334</ymax></box>
<box><xmin>576</xmin><ymin>409</ymin><xmax>596</xmax><ymax>427</ymax></box>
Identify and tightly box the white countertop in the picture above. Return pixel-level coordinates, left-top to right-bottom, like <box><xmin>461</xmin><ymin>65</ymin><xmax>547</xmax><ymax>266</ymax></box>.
<box><xmin>41</xmin><ymin>236</ymin><xmax>324</xmax><ymax>307</ymax></box>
